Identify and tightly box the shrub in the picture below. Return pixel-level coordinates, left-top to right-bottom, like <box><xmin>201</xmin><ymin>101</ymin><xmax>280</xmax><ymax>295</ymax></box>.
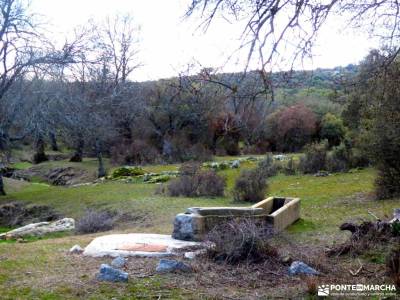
<box><xmin>206</xmin><ymin>219</ymin><xmax>276</xmax><ymax>264</ymax></box>
<box><xmin>299</xmin><ymin>141</ymin><xmax>328</xmax><ymax>174</ymax></box>
<box><xmin>233</xmin><ymin>168</ymin><xmax>268</xmax><ymax>202</ymax></box>
<box><xmin>167</xmin><ymin>165</ymin><xmax>226</xmax><ymax>197</ymax></box>
<box><xmin>195</xmin><ymin>170</ymin><xmax>226</xmax><ymax>197</ymax></box>
<box><xmin>257</xmin><ymin>155</ymin><xmax>278</xmax><ymax>177</ymax></box>
<box><xmin>110</xmin><ymin>166</ymin><xmax>145</xmax><ymax>179</ymax></box>
<box><xmin>375</xmin><ymin>167</ymin><xmax>400</xmax><ymax>200</ymax></box>
<box><xmin>320</xmin><ymin>113</ymin><xmax>347</xmax><ymax>147</ymax></box>
<box><xmin>283</xmin><ymin>157</ymin><xmax>297</xmax><ymax>175</ymax></box>
<box><xmin>326</xmin><ymin>143</ymin><xmax>351</xmax><ymax>173</ymax></box>
<box><xmin>76</xmin><ymin>209</ymin><xmax>115</xmax><ymax>234</ymax></box>
<box><xmin>386</xmin><ymin>247</ymin><xmax>400</xmax><ymax>289</ymax></box>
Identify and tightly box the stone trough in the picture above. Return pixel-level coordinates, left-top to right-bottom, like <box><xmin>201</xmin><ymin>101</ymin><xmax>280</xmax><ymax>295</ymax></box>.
<box><xmin>172</xmin><ymin>197</ymin><xmax>300</xmax><ymax>241</ymax></box>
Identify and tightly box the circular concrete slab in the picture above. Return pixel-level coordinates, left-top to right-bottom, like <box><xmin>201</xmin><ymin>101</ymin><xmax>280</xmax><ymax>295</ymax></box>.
<box><xmin>83</xmin><ymin>233</ymin><xmax>202</xmax><ymax>258</ymax></box>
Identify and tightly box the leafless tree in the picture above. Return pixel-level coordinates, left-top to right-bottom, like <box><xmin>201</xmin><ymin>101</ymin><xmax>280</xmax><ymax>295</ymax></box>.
<box><xmin>186</xmin><ymin>0</ymin><xmax>400</xmax><ymax>70</ymax></box>
<box><xmin>0</xmin><ymin>0</ymin><xmax>81</xmax><ymax>195</ymax></box>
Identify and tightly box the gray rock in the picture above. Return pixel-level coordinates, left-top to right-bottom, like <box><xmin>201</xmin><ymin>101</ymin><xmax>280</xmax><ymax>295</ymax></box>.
<box><xmin>156</xmin><ymin>259</ymin><xmax>192</xmax><ymax>273</ymax></box>
<box><xmin>288</xmin><ymin>261</ymin><xmax>319</xmax><ymax>276</ymax></box>
<box><xmin>69</xmin><ymin>244</ymin><xmax>83</xmax><ymax>254</ymax></box>
<box><xmin>0</xmin><ymin>218</ymin><xmax>75</xmax><ymax>240</ymax></box>
<box><xmin>172</xmin><ymin>214</ymin><xmax>196</xmax><ymax>241</ymax></box>
<box><xmin>111</xmin><ymin>256</ymin><xmax>126</xmax><ymax>268</ymax></box>
<box><xmin>96</xmin><ymin>264</ymin><xmax>128</xmax><ymax>282</ymax></box>
<box><xmin>391</xmin><ymin>208</ymin><xmax>400</xmax><ymax>223</ymax></box>
<box><xmin>184</xmin><ymin>249</ymin><xmax>207</xmax><ymax>260</ymax></box>
<box><xmin>231</xmin><ymin>160</ymin><xmax>240</xmax><ymax>169</ymax></box>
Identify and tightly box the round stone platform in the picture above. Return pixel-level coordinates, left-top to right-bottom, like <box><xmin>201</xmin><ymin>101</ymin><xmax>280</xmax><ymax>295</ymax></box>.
<box><xmin>83</xmin><ymin>233</ymin><xmax>202</xmax><ymax>258</ymax></box>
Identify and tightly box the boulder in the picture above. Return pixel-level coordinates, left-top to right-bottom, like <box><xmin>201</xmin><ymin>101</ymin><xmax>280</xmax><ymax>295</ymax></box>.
<box><xmin>288</xmin><ymin>261</ymin><xmax>319</xmax><ymax>276</ymax></box>
<box><xmin>391</xmin><ymin>208</ymin><xmax>400</xmax><ymax>223</ymax></box>
<box><xmin>0</xmin><ymin>218</ymin><xmax>75</xmax><ymax>240</ymax></box>
<box><xmin>69</xmin><ymin>244</ymin><xmax>84</xmax><ymax>254</ymax></box>
<box><xmin>156</xmin><ymin>259</ymin><xmax>192</xmax><ymax>273</ymax></box>
<box><xmin>230</xmin><ymin>160</ymin><xmax>240</xmax><ymax>169</ymax></box>
<box><xmin>96</xmin><ymin>264</ymin><xmax>128</xmax><ymax>282</ymax></box>
<box><xmin>111</xmin><ymin>256</ymin><xmax>126</xmax><ymax>268</ymax></box>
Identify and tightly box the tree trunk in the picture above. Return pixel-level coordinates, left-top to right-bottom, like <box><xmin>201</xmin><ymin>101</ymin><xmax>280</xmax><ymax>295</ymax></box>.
<box><xmin>33</xmin><ymin>135</ymin><xmax>48</xmax><ymax>164</ymax></box>
<box><xmin>0</xmin><ymin>174</ymin><xmax>5</xmax><ymax>196</ymax></box>
<box><xmin>95</xmin><ymin>138</ymin><xmax>106</xmax><ymax>178</ymax></box>
<box><xmin>70</xmin><ymin>138</ymin><xmax>84</xmax><ymax>162</ymax></box>
<box><xmin>49</xmin><ymin>131</ymin><xmax>59</xmax><ymax>151</ymax></box>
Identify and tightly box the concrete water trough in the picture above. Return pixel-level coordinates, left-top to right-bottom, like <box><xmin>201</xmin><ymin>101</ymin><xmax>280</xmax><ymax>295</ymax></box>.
<box><xmin>172</xmin><ymin>197</ymin><xmax>300</xmax><ymax>241</ymax></box>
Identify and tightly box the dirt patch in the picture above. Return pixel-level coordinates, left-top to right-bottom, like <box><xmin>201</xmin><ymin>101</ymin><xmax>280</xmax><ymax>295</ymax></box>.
<box><xmin>13</xmin><ymin>166</ymin><xmax>92</xmax><ymax>186</ymax></box>
<box><xmin>0</xmin><ymin>202</ymin><xmax>61</xmax><ymax>227</ymax></box>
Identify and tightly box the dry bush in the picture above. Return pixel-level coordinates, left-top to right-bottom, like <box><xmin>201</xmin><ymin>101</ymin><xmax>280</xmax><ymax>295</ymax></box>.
<box><xmin>167</xmin><ymin>163</ymin><xmax>225</xmax><ymax>197</ymax></box>
<box><xmin>283</xmin><ymin>157</ymin><xmax>297</xmax><ymax>175</ymax></box>
<box><xmin>257</xmin><ymin>155</ymin><xmax>278</xmax><ymax>177</ymax></box>
<box><xmin>233</xmin><ymin>168</ymin><xmax>268</xmax><ymax>203</ymax></box>
<box><xmin>304</xmin><ymin>276</ymin><xmax>318</xmax><ymax>295</ymax></box>
<box><xmin>206</xmin><ymin>219</ymin><xmax>277</xmax><ymax>264</ymax></box>
<box><xmin>386</xmin><ymin>247</ymin><xmax>400</xmax><ymax>289</ymax></box>
<box><xmin>299</xmin><ymin>141</ymin><xmax>328</xmax><ymax>174</ymax></box>
<box><xmin>327</xmin><ymin>221</ymin><xmax>394</xmax><ymax>257</ymax></box>
<box><xmin>76</xmin><ymin>209</ymin><xmax>115</xmax><ymax>234</ymax></box>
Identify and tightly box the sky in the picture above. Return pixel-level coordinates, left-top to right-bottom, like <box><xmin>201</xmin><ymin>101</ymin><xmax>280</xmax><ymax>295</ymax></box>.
<box><xmin>31</xmin><ymin>0</ymin><xmax>380</xmax><ymax>81</ymax></box>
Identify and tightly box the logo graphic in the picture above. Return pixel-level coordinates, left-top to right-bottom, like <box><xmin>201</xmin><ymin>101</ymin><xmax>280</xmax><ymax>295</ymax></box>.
<box><xmin>318</xmin><ymin>285</ymin><xmax>330</xmax><ymax>296</ymax></box>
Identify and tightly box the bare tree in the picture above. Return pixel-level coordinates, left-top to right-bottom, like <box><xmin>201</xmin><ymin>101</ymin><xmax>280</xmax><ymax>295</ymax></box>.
<box><xmin>0</xmin><ymin>0</ymin><xmax>81</xmax><ymax>195</ymax></box>
<box><xmin>186</xmin><ymin>1</ymin><xmax>400</xmax><ymax>70</ymax></box>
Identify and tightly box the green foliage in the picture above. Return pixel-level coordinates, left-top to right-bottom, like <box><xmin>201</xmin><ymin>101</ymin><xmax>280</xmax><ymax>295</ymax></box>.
<box><xmin>320</xmin><ymin>113</ymin><xmax>347</xmax><ymax>147</ymax></box>
<box><xmin>110</xmin><ymin>166</ymin><xmax>145</xmax><ymax>179</ymax></box>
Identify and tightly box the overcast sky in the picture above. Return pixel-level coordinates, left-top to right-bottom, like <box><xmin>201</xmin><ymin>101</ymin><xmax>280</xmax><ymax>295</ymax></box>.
<box><xmin>31</xmin><ymin>0</ymin><xmax>379</xmax><ymax>81</ymax></box>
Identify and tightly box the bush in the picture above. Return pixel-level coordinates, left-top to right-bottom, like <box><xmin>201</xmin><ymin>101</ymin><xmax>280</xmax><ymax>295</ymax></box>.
<box><xmin>206</xmin><ymin>219</ymin><xmax>276</xmax><ymax>264</ymax></box>
<box><xmin>283</xmin><ymin>158</ymin><xmax>297</xmax><ymax>175</ymax></box>
<box><xmin>299</xmin><ymin>141</ymin><xmax>328</xmax><ymax>174</ymax></box>
<box><xmin>326</xmin><ymin>143</ymin><xmax>351</xmax><ymax>173</ymax></box>
<box><xmin>76</xmin><ymin>209</ymin><xmax>115</xmax><ymax>234</ymax></box>
<box><xmin>110</xmin><ymin>166</ymin><xmax>145</xmax><ymax>179</ymax></box>
<box><xmin>375</xmin><ymin>167</ymin><xmax>400</xmax><ymax>200</ymax></box>
<box><xmin>386</xmin><ymin>247</ymin><xmax>400</xmax><ymax>289</ymax></box>
<box><xmin>320</xmin><ymin>113</ymin><xmax>347</xmax><ymax>147</ymax></box>
<box><xmin>257</xmin><ymin>155</ymin><xmax>278</xmax><ymax>177</ymax></box>
<box><xmin>233</xmin><ymin>168</ymin><xmax>268</xmax><ymax>202</ymax></box>
<box><xmin>111</xmin><ymin>140</ymin><xmax>160</xmax><ymax>165</ymax></box>
<box><xmin>167</xmin><ymin>164</ymin><xmax>226</xmax><ymax>197</ymax></box>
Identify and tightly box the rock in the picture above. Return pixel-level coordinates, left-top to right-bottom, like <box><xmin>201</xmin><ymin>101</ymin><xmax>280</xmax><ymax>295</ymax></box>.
<box><xmin>391</xmin><ymin>208</ymin><xmax>400</xmax><ymax>223</ymax></box>
<box><xmin>69</xmin><ymin>245</ymin><xmax>84</xmax><ymax>254</ymax></box>
<box><xmin>230</xmin><ymin>160</ymin><xmax>240</xmax><ymax>169</ymax></box>
<box><xmin>0</xmin><ymin>218</ymin><xmax>75</xmax><ymax>240</ymax></box>
<box><xmin>111</xmin><ymin>256</ymin><xmax>126</xmax><ymax>268</ymax></box>
<box><xmin>156</xmin><ymin>259</ymin><xmax>192</xmax><ymax>273</ymax></box>
<box><xmin>96</xmin><ymin>264</ymin><xmax>128</xmax><ymax>282</ymax></box>
<box><xmin>280</xmin><ymin>255</ymin><xmax>293</xmax><ymax>265</ymax></box>
<box><xmin>184</xmin><ymin>249</ymin><xmax>207</xmax><ymax>260</ymax></box>
<box><xmin>288</xmin><ymin>261</ymin><xmax>319</xmax><ymax>276</ymax></box>
<box><xmin>314</xmin><ymin>171</ymin><xmax>330</xmax><ymax>177</ymax></box>
<box><xmin>172</xmin><ymin>213</ymin><xmax>204</xmax><ymax>241</ymax></box>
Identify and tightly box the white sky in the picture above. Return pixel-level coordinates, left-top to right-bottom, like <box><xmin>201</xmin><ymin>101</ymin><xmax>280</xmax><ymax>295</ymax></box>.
<box><xmin>31</xmin><ymin>0</ymin><xmax>379</xmax><ymax>81</ymax></box>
